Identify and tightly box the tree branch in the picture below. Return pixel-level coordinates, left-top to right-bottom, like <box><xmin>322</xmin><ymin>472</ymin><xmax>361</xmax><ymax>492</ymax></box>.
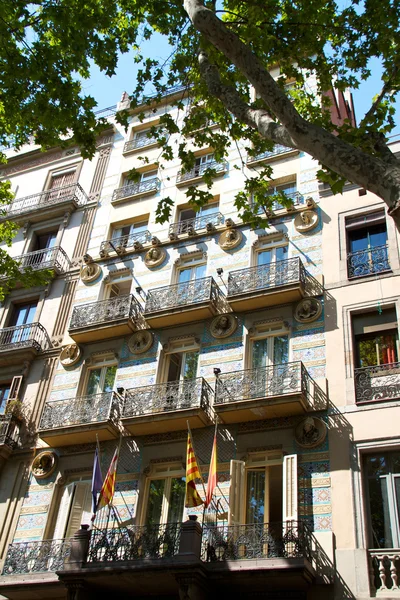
<box><xmin>360</xmin><ymin>66</ymin><xmax>400</xmax><ymax>128</ymax></box>
<box><xmin>198</xmin><ymin>50</ymin><xmax>295</xmax><ymax>148</ymax></box>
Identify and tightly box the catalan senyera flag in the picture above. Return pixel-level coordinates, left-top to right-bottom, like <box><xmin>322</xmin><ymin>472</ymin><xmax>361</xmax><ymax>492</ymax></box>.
<box><xmin>205</xmin><ymin>434</ymin><xmax>217</xmax><ymax>508</ymax></box>
<box><xmin>185</xmin><ymin>432</ymin><xmax>204</xmax><ymax>508</ymax></box>
<box><xmin>97</xmin><ymin>447</ymin><xmax>118</xmax><ymax>510</ymax></box>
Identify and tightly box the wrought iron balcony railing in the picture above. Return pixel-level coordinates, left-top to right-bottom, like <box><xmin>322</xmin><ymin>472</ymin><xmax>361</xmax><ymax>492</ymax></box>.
<box><xmin>2</xmin><ymin>539</ymin><xmax>72</xmax><ymax>575</ymax></box>
<box><xmin>271</xmin><ymin>191</ymin><xmax>305</xmax><ymax>212</ymax></box>
<box><xmin>369</xmin><ymin>549</ymin><xmax>400</xmax><ymax>594</ymax></box>
<box><xmin>12</xmin><ymin>246</ymin><xmax>70</xmax><ymax>274</ymax></box>
<box><xmin>145</xmin><ymin>276</ymin><xmax>224</xmax><ymax>314</ymax></box>
<box><xmin>215</xmin><ymin>361</ymin><xmax>311</xmax><ymax>406</ymax></box>
<box><xmin>354</xmin><ymin>362</ymin><xmax>400</xmax><ymax>404</ymax></box>
<box><xmin>0</xmin><ymin>414</ymin><xmax>20</xmax><ymax>449</ymax></box>
<box><xmin>88</xmin><ymin>523</ymin><xmax>181</xmax><ymax>563</ymax></box>
<box><xmin>40</xmin><ymin>391</ymin><xmax>123</xmax><ymax>431</ymax></box>
<box><xmin>123</xmin><ymin>131</ymin><xmax>165</xmax><ymax>153</ymax></box>
<box><xmin>168</xmin><ymin>212</ymin><xmax>224</xmax><ymax>238</ymax></box>
<box><xmin>227</xmin><ymin>257</ymin><xmax>306</xmax><ymax>297</ymax></box>
<box><xmin>347</xmin><ymin>244</ymin><xmax>390</xmax><ymax>278</ymax></box>
<box><xmin>247</xmin><ymin>144</ymin><xmax>296</xmax><ymax>164</ymax></box>
<box><xmin>100</xmin><ymin>230</ymin><xmax>152</xmax><ymax>257</ymax></box>
<box><xmin>0</xmin><ymin>322</ymin><xmax>49</xmax><ymax>352</ymax></box>
<box><xmin>4</xmin><ymin>183</ymin><xmax>88</xmax><ymax>218</ymax></box>
<box><xmin>112</xmin><ymin>178</ymin><xmax>161</xmax><ymax>203</ymax></box>
<box><xmin>70</xmin><ymin>294</ymin><xmax>143</xmax><ymax>330</ymax></box>
<box><xmin>123</xmin><ymin>377</ymin><xmax>213</xmax><ymax>418</ymax></box>
<box><xmin>176</xmin><ymin>160</ymin><xmax>228</xmax><ymax>184</ymax></box>
<box><xmin>202</xmin><ymin>521</ymin><xmax>312</xmax><ymax>562</ymax></box>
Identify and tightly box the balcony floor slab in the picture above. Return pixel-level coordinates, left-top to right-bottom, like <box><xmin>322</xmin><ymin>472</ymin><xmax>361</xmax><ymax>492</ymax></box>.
<box><xmin>228</xmin><ymin>283</ymin><xmax>305</xmax><ymax>312</ymax></box>
<box><xmin>215</xmin><ymin>392</ymin><xmax>309</xmax><ymax>423</ymax></box>
<box><xmin>144</xmin><ymin>303</ymin><xmax>219</xmax><ymax>329</ymax></box>
<box><xmin>69</xmin><ymin>318</ymin><xmax>139</xmax><ymax>343</ymax></box>
<box><xmin>38</xmin><ymin>421</ymin><xmax>120</xmax><ymax>447</ymax></box>
<box><xmin>122</xmin><ymin>406</ymin><xmax>211</xmax><ymax>435</ymax></box>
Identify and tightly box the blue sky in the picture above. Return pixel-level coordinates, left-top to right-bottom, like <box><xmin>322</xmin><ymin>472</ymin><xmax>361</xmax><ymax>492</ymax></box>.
<box><xmin>82</xmin><ymin>41</ymin><xmax>400</xmax><ymax>136</ymax></box>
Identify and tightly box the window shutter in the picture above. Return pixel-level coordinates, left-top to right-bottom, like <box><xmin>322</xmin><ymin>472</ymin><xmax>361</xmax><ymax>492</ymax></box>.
<box><xmin>53</xmin><ymin>483</ymin><xmax>74</xmax><ymax>540</ymax></box>
<box><xmin>283</xmin><ymin>454</ymin><xmax>298</xmax><ymax>522</ymax></box>
<box><xmin>228</xmin><ymin>459</ymin><xmax>245</xmax><ymax>526</ymax></box>
<box><xmin>65</xmin><ymin>482</ymin><xmax>92</xmax><ymax>538</ymax></box>
<box><xmin>9</xmin><ymin>376</ymin><xmax>23</xmax><ymax>401</ymax></box>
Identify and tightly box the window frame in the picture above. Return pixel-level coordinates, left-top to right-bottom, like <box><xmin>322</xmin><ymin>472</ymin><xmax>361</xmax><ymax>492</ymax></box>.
<box><xmin>158</xmin><ymin>336</ymin><xmax>200</xmax><ymax>384</ymax></box>
<box><xmin>138</xmin><ymin>462</ymin><xmax>186</xmax><ymax>526</ymax></box>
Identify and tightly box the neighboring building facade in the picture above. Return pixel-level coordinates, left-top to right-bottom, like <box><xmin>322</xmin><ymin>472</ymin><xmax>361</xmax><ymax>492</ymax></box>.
<box><xmin>0</xmin><ymin>84</ymin><xmax>398</xmax><ymax>600</ymax></box>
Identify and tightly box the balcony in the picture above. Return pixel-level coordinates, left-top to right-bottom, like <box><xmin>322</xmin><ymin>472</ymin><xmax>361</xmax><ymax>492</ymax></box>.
<box><xmin>2</xmin><ymin>539</ymin><xmax>72</xmax><ymax>576</ymax></box>
<box><xmin>347</xmin><ymin>244</ymin><xmax>390</xmax><ymax>279</ymax></box>
<box><xmin>271</xmin><ymin>191</ymin><xmax>305</xmax><ymax>212</ymax></box>
<box><xmin>144</xmin><ymin>276</ymin><xmax>225</xmax><ymax>328</ymax></box>
<box><xmin>246</xmin><ymin>144</ymin><xmax>299</xmax><ymax>167</ymax></box>
<box><xmin>111</xmin><ymin>179</ymin><xmax>160</xmax><ymax>205</ymax></box>
<box><xmin>122</xmin><ymin>377</ymin><xmax>213</xmax><ymax>435</ymax></box>
<box><xmin>100</xmin><ymin>230</ymin><xmax>152</xmax><ymax>257</ymax></box>
<box><xmin>3</xmin><ymin>183</ymin><xmax>88</xmax><ymax>223</ymax></box>
<box><xmin>88</xmin><ymin>523</ymin><xmax>181</xmax><ymax>563</ymax></box>
<box><xmin>369</xmin><ymin>549</ymin><xmax>400</xmax><ymax>595</ymax></box>
<box><xmin>69</xmin><ymin>294</ymin><xmax>144</xmax><ymax>343</ymax></box>
<box><xmin>12</xmin><ymin>246</ymin><xmax>70</xmax><ymax>276</ymax></box>
<box><xmin>176</xmin><ymin>160</ymin><xmax>228</xmax><ymax>187</ymax></box>
<box><xmin>227</xmin><ymin>257</ymin><xmax>306</xmax><ymax>311</ymax></box>
<box><xmin>0</xmin><ymin>323</ymin><xmax>49</xmax><ymax>366</ymax></box>
<box><xmin>39</xmin><ymin>391</ymin><xmax>122</xmax><ymax>447</ymax></box>
<box><xmin>123</xmin><ymin>132</ymin><xmax>165</xmax><ymax>154</ymax></box>
<box><xmin>354</xmin><ymin>362</ymin><xmax>400</xmax><ymax>404</ymax></box>
<box><xmin>0</xmin><ymin>415</ymin><xmax>20</xmax><ymax>470</ymax></box>
<box><xmin>168</xmin><ymin>212</ymin><xmax>224</xmax><ymax>239</ymax></box>
<box><xmin>214</xmin><ymin>361</ymin><xmax>322</xmax><ymax>423</ymax></box>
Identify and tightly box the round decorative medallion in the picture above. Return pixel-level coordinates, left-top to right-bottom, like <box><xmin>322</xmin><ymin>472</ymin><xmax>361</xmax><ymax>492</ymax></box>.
<box><xmin>144</xmin><ymin>246</ymin><xmax>167</xmax><ymax>268</ymax></box>
<box><xmin>210</xmin><ymin>314</ymin><xmax>238</xmax><ymax>339</ymax></box>
<box><xmin>32</xmin><ymin>451</ymin><xmax>58</xmax><ymax>480</ymax></box>
<box><xmin>294</xmin><ymin>209</ymin><xmax>319</xmax><ymax>233</ymax></box>
<box><xmin>295</xmin><ymin>417</ymin><xmax>327</xmax><ymax>448</ymax></box>
<box><xmin>80</xmin><ymin>262</ymin><xmax>102</xmax><ymax>283</ymax></box>
<box><xmin>294</xmin><ymin>298</ymin><xmax>322</xmax><ymax>323</ymax></box>
<box><xmin>60</xmin><ymin>344</ymin><xmax>82</xmax><ymax>367</ymax></box>
<box><xmin>128</xmin><ymin>330</ymin><xmax>154</xmax><ymax>354</ymax></box>
<box><xmin>219</xmin><ymin>227</ymin><xmax>243</xmax><ymax>251</ymax></box>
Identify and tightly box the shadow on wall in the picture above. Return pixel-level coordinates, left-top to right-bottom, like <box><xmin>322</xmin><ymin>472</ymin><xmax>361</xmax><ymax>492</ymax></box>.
<box><xmin>310</xmin><ymin>531</ymin><xmax>355</xmax><ymax>599</ymax></box>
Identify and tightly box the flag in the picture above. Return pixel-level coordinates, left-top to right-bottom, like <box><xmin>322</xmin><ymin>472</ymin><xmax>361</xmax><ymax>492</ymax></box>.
<box><xmin>185</xmin><ymin>432</ymin><xmax>204</xmax><ymax>508</ymax></box>
<box><xmin>91</xmin><ymin>446</ymin><xmax>103</xmax><ymax>514</ymax></box>
<box><xmin>97</xmin><ymin>447</ymin><xmax>119</xmax><ymax>510</ymax></box>
<box><xmin>205</xmin><ymin>434</ymin><xmax>217</xmax><ymax>508</ymax></box>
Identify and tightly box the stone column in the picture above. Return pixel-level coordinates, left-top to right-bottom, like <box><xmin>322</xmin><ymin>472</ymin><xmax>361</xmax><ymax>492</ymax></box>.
<box><xmin>65</xmin><ymin>525</ymin><xmax>91</xmax><ymax>571</ymax></box>
<box><xmin>178</xmin><ymin>516</ymin><xmax>202</xmax><ymax>559</ymax></box>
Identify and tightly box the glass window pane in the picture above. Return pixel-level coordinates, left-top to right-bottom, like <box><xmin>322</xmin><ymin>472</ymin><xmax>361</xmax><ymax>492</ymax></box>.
<box><xmin>258</xmin><ymin>251</ymin><xmax>272</xmax><ymax>266</ymax></box>
<box><xmin>183</xmin><ymin>352</ymin><xmax>199</xmax><ymax>380</ymax></box>
<box><xmin>275</xmin><ymin>246</ymin><xmax>288</xmax><ymax>262</ymax></box>
<box><xmin>367</xmin><ymin>477</ymin><xmax>393</xmax><ymax>548</ymax></box>
<box><xmin>366</xmin><ymin>454</ymin><xmax>388</xmax><ymax>477</ymax></box>
<box><xmin>86</xmin><ymin>369</ymin><xmax>101</xmax><ymax>396</ymax></box>
<box><xmin>194</xmin><ymin>264</ymin><xmax>206</xmax><ymax>279</ymax></box>
<box><xmin>273</xmin><ymin>336</ymin><xmax>289</xmax><ymax>364</ymax></box>
<box><xmin>246</xmin><ymin>470</ymin><xmax>265</xmax><ymax>525</ymax></box>
<box><xmin>146</xmin><ymin>479</ymin><xmax>165</xmax><ymax>526</ymax></box>
<box><xmin>357</xmin><ymin>337</ymin><xmax>379</xmax><ymax>367</ymax></box>
<box><xmin>103</xmin><ymin>365</ymin><xmax>117</xmax><ymax>393</ymax></box>
<box><xmin>167</xmin><ymin>478</ymin><xmax>186</xmax><ymax>523</ymax></box>
<box><xmin>178</xmin><ymin>268</ymin><xmax>192</xmax><ymax>284</ymax></box>
<box><xmin>252</xmin><ymin>338</ymin><xmax>269</xmax><ymax>369</ymax></box>
<box><xmin>200</xmin><ymin>203</ymin><xmax>218</xmax><ymax>217</ymax></box>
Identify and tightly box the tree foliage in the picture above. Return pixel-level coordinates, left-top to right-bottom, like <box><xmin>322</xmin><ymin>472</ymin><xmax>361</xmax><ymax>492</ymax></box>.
<box><xmin>1</xmin><ymin>0</ymin><xmax>400</xmax><ymax>256</ymax></box>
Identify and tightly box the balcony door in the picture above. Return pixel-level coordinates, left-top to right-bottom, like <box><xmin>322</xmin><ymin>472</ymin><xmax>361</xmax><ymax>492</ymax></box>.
<box><xmin>53</xmin><ymin>481</ymin><xmax>92</xmax><ymax>540</ymax></box>
<box><xmin>48</xmin><ymin>169</ymin><xmax>77</xmax><ymax>201</ymax></box>
<box><xmin>146</xmin><ymin>476</ymin><xmax>186</xmax><ymax>527</ymax></box>
<box><xmin>346</xmin><ymin>211</ymin><xmax>389</xmax><ymax>277</ymax></box>
<box><xmin>251</xmin><ymin>332</ymin><xmax>289</xmax><ymax>398</ymax></box>
<box><xmin>176</xmin><ymin>259</ymin><xmax>207</xmax><ymax>306</ymax></box>
<box><xmin>194</xmin><ymin>153</ymin><xmax>214</xmax><ymax>176</ymax></box>
<box><xmin>164</xmin><ymin>349</ymin><xmax>199</xmax><ymax>409</ymax></box>
<box><xmin>9</xmin><ymin>302</ymin><xmax>37</xmax><ymax>344</ymax></box>
<box><xmin>256</xmin><ymin>245</ymin><xmax>288</xmax><ymax>288</ymax></box>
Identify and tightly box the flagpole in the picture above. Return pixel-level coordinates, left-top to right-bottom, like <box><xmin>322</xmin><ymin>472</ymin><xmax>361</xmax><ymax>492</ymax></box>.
<box><xmin>186</xmin><ymin>420</ymin><xmax>207</xmax><ymax>498</ymax></box>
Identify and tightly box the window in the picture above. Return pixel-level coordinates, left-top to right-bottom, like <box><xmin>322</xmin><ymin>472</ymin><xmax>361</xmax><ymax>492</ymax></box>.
<box><xmin>353</xmin><ymin>310</ymin><xmax>399</xmax><ymax>368</ymax></box>
<box><xmin>346</xmin><ymin>211</ymin><xmax>390</xmax><ymax>278</ymax></box>
<box><xmin>176</xmin><ymin>255</ymin><xmax>206</xmax><ymax>285</ymax></box>
<box><xmin>162</xmin><ymin>337</ymin><xmax>200</xmax><ymax>384</ymax></box>
<box><xmin>177</xmin><ymin>202</ymin><xmax>219</xmax><ymax>234</ymax></box>
<box><xmin>8</xmin><ymin>302</ymin><xmax>38</xmax><ymax>343</ymax></box>
<box><xmin>85</xmin><ymin>364</ymin><xmax>117</xmax><ymax>396</ymax></box>
<box><xmin>111</xmin><ymin>220</ymin><xmax>148</xmax><ymax>249</ymax></box>
<box><xmin>194</xmin><ymin>153</ymin><xmax>214</xmax><ymax>174</ymax></box>
<box><xmin>47</xmin><ymin>168</ymin><xmax>77</xmax><ymax>200</ymax></box>
<box><xmin>53</xmin><ymin>480</ymin><xmax>92</xmax><ymax>539</ymax></box>
<box><xmin>254</xmin><ymin>181</ymin><xmax>303</xmax><ymax>213</ymax></box>
<box><xmin>254</xmin><ymin>241</ymin><xmax>289</xmax><ymax>288</ymax></box>
<box><xmin>122</xmin><ymin>170</ymin><xmax>158</xmax><ymax>190</ymax></box>
<box><xmin>132</xmin><ymin>127</ymin><xmax>160</xmax><ymax>148</ymax></box>
<box><xmin>249</xmin><ymin>322</ymin><xmax>290</xmax><ymax>397</ymax></box>
<box><xmin>144</xmin><ymin>464</ymin><xmax>186</xmax><ymax>526</ymax></box>
<box><xmin>0</xmin><ymin>385</ymin><xmax>10</xmax><ymax>415</ymax></box>
<box><xmin>364</xmin><ymin>451</ymin><xmax>400</xmax><ymax>548</ymax></box>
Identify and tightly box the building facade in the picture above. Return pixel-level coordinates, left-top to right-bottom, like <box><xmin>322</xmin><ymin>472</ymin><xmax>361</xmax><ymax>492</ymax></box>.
<box><xmin>0</xmin><ymin>85</ymin><xmax>398</xmax><ymax>600</ymax></box>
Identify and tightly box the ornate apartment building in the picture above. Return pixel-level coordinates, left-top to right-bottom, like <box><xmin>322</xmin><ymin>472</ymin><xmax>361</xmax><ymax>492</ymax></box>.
<box><xmin>0</xmin><ymin>84</ymin><xmax>399</xmax><ymax>600</ymax></box>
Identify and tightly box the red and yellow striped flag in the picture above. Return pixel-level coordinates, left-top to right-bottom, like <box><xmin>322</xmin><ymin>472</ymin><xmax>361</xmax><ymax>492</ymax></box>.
<box><xmin>185</xmin><ymin>432</ymin><xmax>204</xmax><ymax>508</ymax></box>
<box><xmin>205</xmin><ymin>434</ymin><xmax>217</xmax><ymax>508</ymax></box>
<box><xmin>97</xmin><ymin>447</ymin><xmax>118</xmax><ymax>510</ymax></box>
